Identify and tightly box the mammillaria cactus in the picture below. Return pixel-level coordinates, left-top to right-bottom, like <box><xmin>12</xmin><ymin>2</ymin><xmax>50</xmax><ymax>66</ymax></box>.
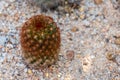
<box><xmin>20</xmin><ymin>15</ymin><xmax>61</xmax><ymax>69</ymax></box>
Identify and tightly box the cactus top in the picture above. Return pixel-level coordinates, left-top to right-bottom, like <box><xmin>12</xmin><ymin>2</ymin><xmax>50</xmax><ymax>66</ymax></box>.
<box><xmin>24</xmin><ymin>15</ymin><xmax>56</xmax><ymax>30</ymax></box>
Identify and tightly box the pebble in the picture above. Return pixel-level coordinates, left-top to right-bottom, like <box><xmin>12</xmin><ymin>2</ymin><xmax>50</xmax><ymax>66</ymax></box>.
<box><xmin>80</xmin><ymin>14</ymin><xmax>85</xmax><ymax>20</ymax></box>
<box><xmin>71</xmin><ymin>26</ymin><xmax>79</xmax><ymax>32</ymax></box>
<box><xmin>115</xmin><ymin>55</ymin><xmax>120</xmax><ymax>66</ymax></box>
<box><xmin>6</xmin><ymin>43</ymin><xmax>13</xmax><ymax>49</ymax></box>
<box><xmin>94</xmin><ymin>0</ymin><xmax>103</xmax><ymax>5</ymax></box>
<box><xmin>2</xmin><ymin>27</ymin><xmax>9</xmax><ymax>33</ymax></box>
<box><xmin>27</xmin><ymin>69</ymin><xmax>33</xmax><ymax>74</ymax></box>
<box><xmin>66</xmin><ymin>50</ymin><xmax>75</xmax><ymax>61</ymax></box>
<box><xmin>82</xmin><ymin>20</ymin><xmax>90</xmax><ymax>26</ymax></box>
<box><xmin>16</xmin><ymin>62</ymin><xmax>25</xmax><ymax>67</ymax></box>
<box><xmin>70</xmin><ymin>13</ymin><xmax>78</xmax><ymax>20</ymax></box>
<box><xmin>82</xmin><ymin>55</ymin><xmax>92</xmax><ymax>72</ymax></box>
<box><xmin>76</xmin><ymin>54</ymin><xmax>81</xmax><ymax>59</ymax></box>
<box><xmin>106</xmin><ymin>52</ymin><xmax>120</xmax><ymax>66</ymax></box>
<box><xmin>24</xmin><ymin>68</ymin><xmax>28</xmax><ymax>73</ymax></box>
<box><xmin>65</xmin><ymin>61</ymin><xmax>71</xmax><ymax>68</ymax></box>
<box><xmin>114</xmin><ymin>37</ymin><xmax>120</xmax><ymax>45</ymax></box>
<box><xmin>0</xmin><ymin>12</ymin><xmax>2</xmax><ymax>17</ymax></box>
<box><xmin>0</xmin><ymin>52</ymin><xmax>7</xmax><ymax>62</ymax></box>
<box><xmin>45</xmin><ymin>72</ymin><xmax>49</xmax><ymax>78</ymax></box>
<box><xmin>13</xmin><ymin>13</ymin><xmax>19</xmax><ymax>21</ymax></box>
<box><xmin>0</xmin><ymin>36</ymin><xmax>6</xmax><ymax>46</ymax></box>
<box><xmin>64</xmin><ymin>74</ymin><xmax>71</xmax><ymax>80</ymax></box>
<box><xmin>79</xmin><ymin>7</ymin><xmax>84</xmax><ymax>12</ymax></box>
<box><xmin>57</xmin><ymin>73</ymin><xmax>62</xmax><ymax>78</ymax></box>
<box><xmin>106</xmin><ymin>53</ymin><xmax>116</xmax><ymax>61</ymax></box>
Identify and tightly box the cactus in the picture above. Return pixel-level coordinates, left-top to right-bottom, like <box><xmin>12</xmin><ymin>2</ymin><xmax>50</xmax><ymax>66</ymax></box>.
<box><xmin>20</xmin><ymin>15</ymin><xmax>61</xmax><ymax>69</ymax></box>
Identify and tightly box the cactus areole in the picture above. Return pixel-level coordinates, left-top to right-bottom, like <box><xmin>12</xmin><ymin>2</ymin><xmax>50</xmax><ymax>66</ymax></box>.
<box><xmin>20</xmin><ymin>15</ymin><xmax>60</xmax><ymax>69</ymax></box>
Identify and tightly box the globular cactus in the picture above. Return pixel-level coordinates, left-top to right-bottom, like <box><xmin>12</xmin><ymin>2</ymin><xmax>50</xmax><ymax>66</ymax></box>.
<box><xmin>20</xmin><ymin>15</ymin><xmax>61</xmax><ymax>69</ymax></box>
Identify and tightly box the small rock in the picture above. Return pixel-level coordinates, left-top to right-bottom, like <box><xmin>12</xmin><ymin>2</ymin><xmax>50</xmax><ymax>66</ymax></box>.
<box><xmin>64</xmin><ymin>74</ymin><xmax>72</xmax><ymax>80</ymax></box>
<box><xmin>66</xmin><ymin>50</ymin><xmax>75</xmax><ymax>60</ymax></box>
<box><xmin>45</xmin><ymin>72</ymin><xmax>49</xmax><ymax>77</ymax></box>
<box><xmin>24</xmin><ymin>68</ymin><xmax>28</xmax><ymax>73</ymax></box>
<box><xmin>79</xmin><ymin>7</ymin><xmax>84</xmax><ymax>12</ymax></box>
<box><xmin>106</xmin><ymin>53</ymin><xmax>116</xmax><ymax>61</ymax></box>
<box><xmin>57</xmin><ymin>73</ymin><xmax>62</xmax><ymax>78</ymax></box>
<box><xmin>14</xmin><ymin>13</ymin><xmax>19</xmax><ymax>21</ymax></box>
<box><xmin>94</xmin><ymin>0</ymin><xmax>103</xmax><ymax>5</ymax></box>
<box><xmin>64</xmin><ymin>6</ymin><xmax>72</xmax><ymax>13</ymax></box>
<box><xmin>82</xmin><ymin>55</ymin><xmax>92</xmax><ymax>72</ymax></box>
<box><xmin>66</xmin><ymin>32</ymin><xmax>73</xmax><ymax>41</ymax></box>
<box><xmin>114</xmin><ymin>37</ymin><xmax>120</xmax><ymax>45</ymax></box>
<box><xmin>106</xmin><ymin>52</ymin><xmax>120</xmax><ymax>66</ymax></box>
<box><xmin>6</xmin><ymin>43</ymin><xmax>13</xmax><ymax>49</ymax></box>
<box><xmin>65</xmin><ymin>61</ymin><xmax>71</xmax><ymax>68</ymax></box>
<box><xmin>80</xmin><ymin>14</ymin><xmax>85</xmax><ymax>20</ymax></box>
<box><xmin>0</xmin><ymin>36</ymin><xmax>6</xmax><ymax>46</ymax></box>
<box><xmin>3</xmin><ymin>27</ymin><xmax>9</xmax><ymax>33</ymax></box>
<box><xmin>76</xmin><ymin>54</ymin><xmax>81</xmax><ymax>59</ymax></box>
<box><xmin>67</xmin><ymin>0</ymin><xmax>82</xmax><ymax>8</ymax></box>
<box><xmin>82</xmin><ymin>20</ymin><xmax>90</xmax><ymax>26</ymax></box>
<box><xmin>27</xmin><ymin>69</ymin><xmax>33</xmax><ymax>74</ymax></box>
<box><xmin>70</xmin><ymin>14</ymin><xmax>78</xmax><ymax>20</ymax></box>
<box><xmin>34</xmin><ymin>0</ymin><xmax>63</xmax><ymax>12</ymax></box>
<box><xmin>71</xmin><ymin>27</ymin><xmax>79</xmax><ymax>32</ymax></box>
<box><xmin>0</xmin><ymin>12</ymin><xmax>2</xmax><ymax>17</ymax></box>
<box><xmin>115</xmin><ymin>55</ymin><xmax>120</xmax><ymax>66</ymax></box>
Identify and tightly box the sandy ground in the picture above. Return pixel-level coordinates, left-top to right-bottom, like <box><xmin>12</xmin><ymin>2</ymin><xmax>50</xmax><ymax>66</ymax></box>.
<box><xmin>0</xmin><ymin>0</ymin><xmax>120</xmax><ymax>80</ymax></box>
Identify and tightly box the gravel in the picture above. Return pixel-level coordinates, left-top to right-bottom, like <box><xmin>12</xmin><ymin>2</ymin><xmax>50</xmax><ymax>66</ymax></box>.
<box><xmin>0</xmin><ymin>0</ymin><xmax>120</xmax><ymax>80</ymax></box>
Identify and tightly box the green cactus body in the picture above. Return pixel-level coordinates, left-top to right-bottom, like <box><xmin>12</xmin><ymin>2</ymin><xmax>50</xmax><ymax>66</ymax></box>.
<box><xmin>20</xmin><ymin>15</ymin><xmax>60</xmax><ymax>69</ymax></box>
